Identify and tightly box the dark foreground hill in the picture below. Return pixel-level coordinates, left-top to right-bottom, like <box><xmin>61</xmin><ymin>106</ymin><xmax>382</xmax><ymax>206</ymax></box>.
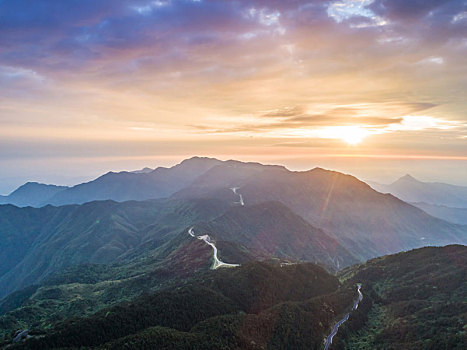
<box><xmin>5</xmin><ymin>262</ymin><xmax>354</xmax><ymax>350</ymax></box>
<box><xmin>2</xmin><ymin>246</ymin><xmax>465</xmax><ymax>349</ymax></box>
<box><xmin>335</xmin><ymin>245</ymin><xmax>466</xmax><ymax>350</ymax></box>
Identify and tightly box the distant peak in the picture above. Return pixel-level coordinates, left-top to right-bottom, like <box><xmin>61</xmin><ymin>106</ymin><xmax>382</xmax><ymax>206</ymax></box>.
<box><xmin>399</xmin><ymin>174</ymin><xmax>418</xmax><ymax>182</ymax></box>
<box><xmin>131</xmin><ymin>167</ymin><xmax>153</xmax><ymax>174</ymax></box>
<box><xmin>181</xmin><ymin>156</ymin><xmax>220</xmax><ymax>163</ymax></box>
<box><xmin>23</xmin><ymin>181</ymin><xmax>41</xmax><ymax>186</ymax></box>
<box><xmin>17</xmin><ymin>182</ymin><xmax>53</xmax><ymax>189</ymax></box>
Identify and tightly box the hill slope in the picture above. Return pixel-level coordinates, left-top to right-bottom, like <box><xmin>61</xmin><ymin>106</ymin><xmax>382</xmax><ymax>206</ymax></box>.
<box><xmin>410</xmin><ymin>202</ymin><xmax>467</xmax><ymax>225</ymax></box>
<box><xmin>336</xmin><ymin>245</ymin><xmax>466</xmax><ymax>349</ymax></box>
<box><xmin>197</xmin><ymin>201</ymin><xmax>358</xmax><ymax>269</ymax></box>
<box><xmin>174</xmin><ymin>163</ymin><xmax>467</xmax><ymax>260</ymax></box>
<box><xmin>7</xmin><ymin>262</ymin><xmax>350</xmax><ymax>350</ymax></box>
<box><xmin>4</xmin><ymin>246</ymin><xmax>465</xmax><ymax>349</ymax></box>
<box><xmin>0</xmin><ymin>198</ymin><xmax>230</xmax><ymax>299</ymax></box>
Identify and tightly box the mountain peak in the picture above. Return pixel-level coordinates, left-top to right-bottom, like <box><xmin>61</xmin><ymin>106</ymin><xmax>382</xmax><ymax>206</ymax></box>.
<box><xmin>398</xmin><ymin>174</ymin><xmax>419</xmax><ymax>182</ymax></box>
<box><xmin>131</xmin><ymin>167</ymin><xmax>153</xmax><ymax>174</ymax></box>
<box><xmin>10</xmin><ymin>182</ymin><xmax>66</xmax><ymax>195</ymax></box>
<box><xmin>181</xmin><ymin>156</ymin><xmax>220</xmax><ymax>163</ymax></box>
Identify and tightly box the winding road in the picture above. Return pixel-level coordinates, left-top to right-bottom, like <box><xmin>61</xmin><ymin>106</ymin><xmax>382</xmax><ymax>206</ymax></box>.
<box><xmin>188</xmin><ymin>227</ymin><xmax>240</xmax><ymax>269</ymax></box>
<box><xmin>230</xmin><ymin>187</ymin><xmax>245</xmax><ymax>206</ymax></box>
<box><xmin>324</xmin><ymin>284</ymin><xmax>363</xmax><ymax>350</ymax></box>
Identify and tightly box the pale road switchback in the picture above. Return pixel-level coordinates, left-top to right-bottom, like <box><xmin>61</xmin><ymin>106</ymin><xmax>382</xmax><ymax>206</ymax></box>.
<box><xmin>230</xmin><ymin>187</ymin><xmax>245</xmax><ymax>206</ymax></box>
<box><xmin>188</xmin><ymin>227</ymin><xmax>240</xmax><ymax>269</ymax></box>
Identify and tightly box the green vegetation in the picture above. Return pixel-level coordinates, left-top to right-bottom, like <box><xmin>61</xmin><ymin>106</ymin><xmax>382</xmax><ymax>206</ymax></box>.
<box><xmin>0</xmin><ymin>157</ymin><xmax>465</xmax><ymax>349</ymax></box>
<box><xmin>1</xmin><ymin>246</ymin><xmax>465</xmax><ymax>349</ymax></box>
<box><xmin>8</xmin><ymin>262</ymin><xmax>351</xmax><ymax>349</ymax></box>
<box><xmin>0</xmin><ymin>197</ymin><xmax>231</xmax><ymax>299</ymax></box>
<box><xmin>335</xmin><ymin>245</ymin><xmax>466</xmax><ymax>349</ymax></box>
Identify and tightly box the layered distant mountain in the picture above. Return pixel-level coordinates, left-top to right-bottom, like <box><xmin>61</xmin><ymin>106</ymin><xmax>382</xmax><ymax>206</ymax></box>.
<box><xmin>369</xmin><ymin>175</ymin><xmax>467</xmax><ymax>225</ymax></box>
<box><xmin>46</xmin><ymin>157</ymin><xmax>222</xmax><ymax>206</ymax></box>
<box><xmin>0</xmin><ymin>182</ymin><xmax>68</xmax><ymax>207</ymax></box>
<box><xmin>0</xmin><ymin>157</ymin><xmax>222</xmax><ymax>207</ymax></box>
<box><xmin>369</xmin><ymin>174</ymin><xmax>467</xmax><ymax>208</ymax></box>
<box><xmin>409</xmin><ymin>202</ymin><xmax>467</xmax><ymax>225</ymax></box>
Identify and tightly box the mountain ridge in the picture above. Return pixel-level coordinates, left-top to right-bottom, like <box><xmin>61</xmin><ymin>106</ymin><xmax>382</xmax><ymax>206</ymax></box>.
<box><xmin>1</xmin><ymin>157</ymin><xmax>465</xmax><ymax>300</ymax></box>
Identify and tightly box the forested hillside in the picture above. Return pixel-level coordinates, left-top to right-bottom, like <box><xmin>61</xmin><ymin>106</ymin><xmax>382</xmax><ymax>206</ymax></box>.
<box><xmin>6</xmin><ymin>262</ymin><xmax>354</xmax><ymax>349</ymax></box>
<box><xmin>335</xmin><ymin>245</ymin><xmax>466</xmax><ymax>350</ymax></box>
<box><xmin>2</xmin><ymin>246</ymin><xmax>465</xmax><ymax>349</ymax></box>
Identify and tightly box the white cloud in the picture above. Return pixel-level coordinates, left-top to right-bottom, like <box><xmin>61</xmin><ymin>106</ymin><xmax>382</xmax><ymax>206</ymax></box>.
<box><xmin>0</xmin><ymin>65</ymin><xmax>46</xmax><ymax>83</ymax></box>
<box><xmin>133</xmin><ymin>0</ymin><xmax>171</xmax><ymax>15</ymax></box>
<box><xmin>244</xmin><ymin>7</ymin><xmax>286</xmax><ymax>35</ymax></box>
<box><xmin>327</xmin><ymin>0</ymin><xmax>375</xmax><ymax>22</ymax></box>
<box><xmin>416</xmin><ymin>56</ymin><xmax>445</xmax><ymax>65</ymax></box>
<box><xmin>452</xmin><ymin>11</ymin><xmax>467</xmax><ymax>23</ymax></box>
<box><xmin>387</xmin><ymin>116</ymin><xmax>460</xmax><ymax>131</ymax></box>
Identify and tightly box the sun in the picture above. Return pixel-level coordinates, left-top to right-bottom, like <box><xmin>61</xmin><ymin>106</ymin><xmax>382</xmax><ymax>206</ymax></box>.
<box><xmin>341</xmin><ymin>127</ymin><xmax>368</xmax><ymax>145</ymax></box>
<box><xmin>319</xmin><ymin>125</ymin><xmax>370</xmax><ymax>145</ymax></box>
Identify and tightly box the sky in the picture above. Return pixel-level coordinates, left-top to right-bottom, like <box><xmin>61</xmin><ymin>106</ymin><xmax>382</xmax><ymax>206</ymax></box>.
<box><xmin>1</xmin><ymin>0</ymin><xmax>466</xmax><ymax>194</ymax></box>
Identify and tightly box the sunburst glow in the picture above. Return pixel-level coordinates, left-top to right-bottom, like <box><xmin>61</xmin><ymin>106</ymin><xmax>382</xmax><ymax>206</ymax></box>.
<box><xmin>274</xmin><ymin>125</ymin><xmax>372</xmax><ymax>145</ymax></box>
<box><xmin>319</xmin><ymin>126</ymin><xmax>371</xmax><ymax>145</ymax></box>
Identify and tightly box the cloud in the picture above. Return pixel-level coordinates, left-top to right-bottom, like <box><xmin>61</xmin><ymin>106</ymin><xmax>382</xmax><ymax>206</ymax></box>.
<box><xmin>190</xmin><ymin>102</ymin><xmax>464</xmax><ymax>147</ymax></box>
<box><xmin>0</xmin><ymin>0</ymin><xmax>465</xmax><ymax>159</ymax></box>
<box><xmin>262</xmin><ymin>106</ymin><xmax>307</xmax><ymax>118</ymax></box>
<box><xmin>369</xmin><ymin>0</ymin><xmax>457</xmax><ymax>21</ymax></box>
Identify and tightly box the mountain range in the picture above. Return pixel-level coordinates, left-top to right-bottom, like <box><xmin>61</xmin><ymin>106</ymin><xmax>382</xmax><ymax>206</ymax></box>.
<box><xmin>0</xmin><ymin>157</ymin><xmax>465</xmax><ymax>301</ymax></box>
<box><xmin>369</xmin><ymin>174</ymin><xmax>467</xmax><ymax>208</ymax></box>
<box><xmin>0</xmin><ymin>157</ymin><xmax>222</xmax><ymax>207</ymax></box>
<box><xmin>369</xmin><ymin>174</ymin><xmax>467</xmax><ymax>225</ymax></box>
<box><xmin>0</xmin><ymin>157</ymin><xmax>466</xmax><ymax>349</ymax></box>
<box><xmin>0</xmin><ymin>183</ymin><xmax>68</xmax><ymax>207</ymax></box>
